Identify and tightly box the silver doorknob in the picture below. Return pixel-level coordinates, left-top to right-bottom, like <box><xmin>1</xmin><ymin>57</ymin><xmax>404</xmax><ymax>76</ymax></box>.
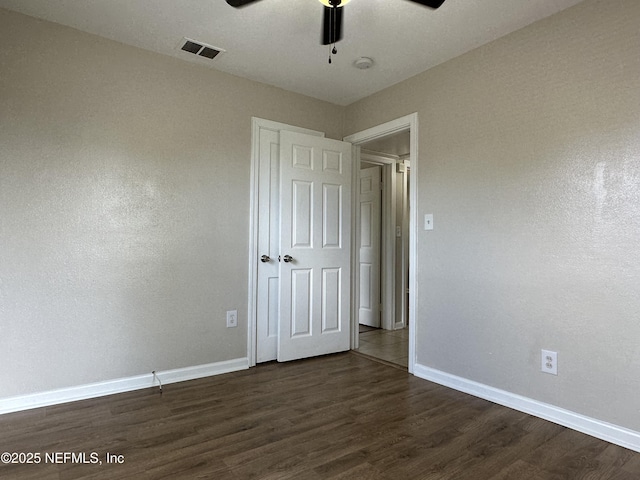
<box><xmin>283</xmin><ymin>255</ymin><xmax>293</xmax><ymax>263</ymax></box>
<box><xmin>260</xmin><ymin>255</ymin><xmax>270</xmax><ymax>263</ymax></box>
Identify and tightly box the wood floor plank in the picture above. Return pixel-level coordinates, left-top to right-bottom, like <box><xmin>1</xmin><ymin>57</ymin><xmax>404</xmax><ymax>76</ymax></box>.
<box><xmin>488</xmin><ymin>459</ymin><xmax>549</xmax><ymax>480</ymax></box>
<box><xmin>0</xmin><ymin>352</ymin><xmax>638</xmax><ymax>479</ymax></box>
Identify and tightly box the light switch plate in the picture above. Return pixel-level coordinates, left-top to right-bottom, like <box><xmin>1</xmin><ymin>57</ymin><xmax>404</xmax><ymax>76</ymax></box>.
<box><xmin>424</xmin><ymin>214</ymin><xmax>434</xmax><ymax>230</ymax></box>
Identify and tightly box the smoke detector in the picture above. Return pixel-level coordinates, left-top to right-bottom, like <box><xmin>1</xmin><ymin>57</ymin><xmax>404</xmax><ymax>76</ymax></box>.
<box><xmin>354</xmin><ymin>57</ymin><xmax>373</xmax><ymax>69</ymax></box>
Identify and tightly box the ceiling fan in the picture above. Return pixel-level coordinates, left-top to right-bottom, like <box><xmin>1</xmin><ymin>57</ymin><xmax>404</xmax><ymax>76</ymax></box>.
<box><xmin>225</xmin><ymin>0</ymin><xmax>446</xmax><ymax>62</ymax></box>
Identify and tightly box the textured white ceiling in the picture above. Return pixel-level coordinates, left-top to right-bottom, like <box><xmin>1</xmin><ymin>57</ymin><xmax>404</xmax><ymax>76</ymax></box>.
<box><xmin>0</xmin><ymin>0</ymin><xmax>585</xmax><ymax>105</ymax></box>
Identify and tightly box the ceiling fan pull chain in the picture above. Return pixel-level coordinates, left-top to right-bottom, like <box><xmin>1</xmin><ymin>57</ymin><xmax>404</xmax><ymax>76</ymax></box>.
<box><xmin>328</xmin><ymin>6</ymin><xmax>333</xmax><ymax>64</ymax></box>
<box><xmin>328</xmin><ymin>43</ymin><xmax>337</xmax><ymax>64</ymax></box>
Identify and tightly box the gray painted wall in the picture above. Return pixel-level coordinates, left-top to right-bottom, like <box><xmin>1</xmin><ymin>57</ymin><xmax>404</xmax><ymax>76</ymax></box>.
<box><xmin>0</xmin><ymin>8</ymin><xmax>343</xmax><ymax>397</ymax></box>
<box><xmin>344</xmin><ymin>0</ymin><xmax>640</xmax><ymax>431</ymax></box>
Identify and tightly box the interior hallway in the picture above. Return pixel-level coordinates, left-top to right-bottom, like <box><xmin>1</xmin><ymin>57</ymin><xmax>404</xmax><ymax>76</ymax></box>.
<box><xmin>356</xmin><ymin>326</ymin><xmax>409</xmax><ymax>368</ymax></box>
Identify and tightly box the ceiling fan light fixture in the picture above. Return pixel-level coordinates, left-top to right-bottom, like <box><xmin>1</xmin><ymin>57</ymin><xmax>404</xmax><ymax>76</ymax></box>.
<box><xmin>318</xmin><ymin>0</ymin><xmax>351</xmax><ymax>7</ymax></box>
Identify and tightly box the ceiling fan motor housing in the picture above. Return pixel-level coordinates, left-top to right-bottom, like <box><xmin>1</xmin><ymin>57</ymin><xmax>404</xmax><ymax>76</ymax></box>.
<box><xmin>319</xmin><ymin>0</ymin><xmax>350</xmax><ymax>7</ymax></box>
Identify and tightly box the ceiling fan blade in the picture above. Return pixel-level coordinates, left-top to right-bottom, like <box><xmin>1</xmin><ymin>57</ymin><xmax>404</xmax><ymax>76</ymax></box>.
<box><xmin>225</xmin><ymin>0</ymin><xmax>262</xmax><ymax>7</ymax></box>
<box><xmin>321</xmin><ymin>6</ymin><xmax>343</xmax><ymax>45</ymax></box>
<box><xmin>405</xmin><ymin>0</ymin><xmax>446</xmax><ymax>9</ymax></box>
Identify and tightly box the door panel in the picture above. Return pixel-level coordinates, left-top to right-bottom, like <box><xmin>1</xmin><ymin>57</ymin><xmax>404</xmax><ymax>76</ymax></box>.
<box><xmin>322</xmin><ymin>267</ymin><xmax>341</xmax><ymax>332</ymax></box>
<box><xmin>291</xmin><ymin>269</ymin><xmax>312</xmax><ymax>336</ymax></box>
<box><xmin>358</xmin><ymin>166</ymin><xmax>381</xmax><ymax>327</ymax></box>
<box><xmin>292</xmin><ymin>181</ymin><xmax>313</xmax><ymax>247</ymax></box>
<box><xmin>323</xmin><ymin>184</ymin><xmax>342</xmax><ymax>247</ymax></box>
<box><xmin>255</xmin><ymin>128</ymin><xmax>280</xmax><ymax>362</ymax></box>
<box><xmin>255</xmin><ymin>123</ymin><xmax>323</xmax><ymax>363</ymax></box>
<box><xmin>360</xmin><ymin>264</ymin><xmax>372</xmax><ymax>309</ymax></box>
<box><xmin>278</xmin><ymin>131</ymin><xmax>352</xmax><ymax>362</ymax></box>
<box><xmin>267</xmin><ymin>277</ymin><xmax>279</xmax><ymax>338</ymax></box>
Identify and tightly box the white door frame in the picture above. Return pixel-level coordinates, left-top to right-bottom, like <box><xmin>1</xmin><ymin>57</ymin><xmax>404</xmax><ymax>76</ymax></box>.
<box><xmin>344</xmin><ymin>113</ymin><xmax>418</xmax><ymax>374</ymax></box>
<box><xmin>247</xmin><ymin>114</ymin><xmax>419</xmax><ymax>372</ymax></box>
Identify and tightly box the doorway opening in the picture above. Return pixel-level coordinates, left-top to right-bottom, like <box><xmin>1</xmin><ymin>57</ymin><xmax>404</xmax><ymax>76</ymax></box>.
<box><xmin>355</xmin><ymin>141</ymin><xmax>410</xmax><ymax>368</ymax></box>
<box><xmin>344</xmin><ymin>113</ymin><xmax>418</xmax><ymax>374</ymax></box>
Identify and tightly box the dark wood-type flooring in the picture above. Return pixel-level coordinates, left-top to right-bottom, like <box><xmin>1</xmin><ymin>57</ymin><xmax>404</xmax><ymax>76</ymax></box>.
<box><xmin>1</xmin><ymin>352</ymin><xmax>639</xmax><ymax>479</ymax></box>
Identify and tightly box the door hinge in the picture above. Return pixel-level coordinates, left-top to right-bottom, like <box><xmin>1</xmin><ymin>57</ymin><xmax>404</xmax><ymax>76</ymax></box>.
<box><xmin>380</xmin><ymin>181</ymin><xmax>384</xmax><ymax>191</ymax></box>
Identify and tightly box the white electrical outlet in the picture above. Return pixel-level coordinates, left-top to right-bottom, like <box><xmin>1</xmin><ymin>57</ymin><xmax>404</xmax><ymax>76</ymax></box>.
<box><xmin>226</xmin><ymin>310</ymin><xmax>238</xmax><ymax>328</ymax></box>
<box><xmin>541</xmin><ymin>349</ymin><xmax>558</xmax><ymax>375</ymax></box>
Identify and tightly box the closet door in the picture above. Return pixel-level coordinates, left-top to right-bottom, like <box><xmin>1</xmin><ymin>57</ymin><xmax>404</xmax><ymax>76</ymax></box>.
<box><xmin>277</xmin><ymin>131</ymin><xmax>352</xmax><ymax>362</ymax></box>
<box><xmin>255</xmin><ymin>123</ymin><xmax>323</xmax><ymax>363</ymax></box>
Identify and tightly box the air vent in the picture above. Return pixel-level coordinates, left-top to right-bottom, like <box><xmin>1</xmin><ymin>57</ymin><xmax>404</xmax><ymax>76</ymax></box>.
<box><xmin>179</xmin><ymin>38</ymin><xmax>225</xmax><ymax>60</ymax></box>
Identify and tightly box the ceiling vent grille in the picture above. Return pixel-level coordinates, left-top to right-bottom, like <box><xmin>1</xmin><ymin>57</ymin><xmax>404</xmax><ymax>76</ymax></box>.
<box><xmin>179</xmin><ymin>38</ymin><xmax>225</xmax><ymax>60</ymax></box>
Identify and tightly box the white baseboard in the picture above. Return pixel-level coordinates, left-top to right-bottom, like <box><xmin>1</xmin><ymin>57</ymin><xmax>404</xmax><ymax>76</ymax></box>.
<box><xmin>413</xmin><ymin>363</ymin><xmax>640</xmax><ymax>453</ymax></box>
<box><xmin>0</xmin><ymin>357</ymin><xmax>249</xmax><ymax>415</ymax></box>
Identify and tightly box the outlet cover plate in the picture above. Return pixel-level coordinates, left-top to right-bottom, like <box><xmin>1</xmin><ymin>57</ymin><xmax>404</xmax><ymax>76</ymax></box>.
<box><xmin>226</xmin><ymin>310</ymin><xmax>238</xmax><ymax>328</ymax></box>
<box><xmin>541</xmin><ymin>349</ymin><xmax>558</xmax><ymax>375</ymax></box>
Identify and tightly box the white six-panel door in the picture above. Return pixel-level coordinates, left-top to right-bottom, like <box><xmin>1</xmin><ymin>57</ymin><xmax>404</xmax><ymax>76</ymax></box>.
<box><xmin>358</xmin><ymin>166</ymin><xmax>381</xmax><ymax>328</ymax></box>
<box><xmin>277</xmin><ymin>131</ymin><xmax>352</xmax><ymax>362</ymax></box>
<box><xmin>255</xmin><ymin>123</ymin><xmax>324</xmax><ymax>363</ymax></box>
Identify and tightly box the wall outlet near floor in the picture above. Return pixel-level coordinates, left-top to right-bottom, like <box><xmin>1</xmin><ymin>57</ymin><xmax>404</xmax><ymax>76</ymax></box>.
<box><xmin>226</xmin><ymin>310</ymin><xmax>238</xmax><ymax>328</ymax></box>
<box><xmin>541</xmin><ymin>349</ymin><xmax>558</xmax><ymax>375</ymax></box>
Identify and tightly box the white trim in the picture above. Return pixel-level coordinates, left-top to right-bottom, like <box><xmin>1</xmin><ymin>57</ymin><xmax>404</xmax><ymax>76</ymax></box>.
<box><xmin>344</xmin><ymin>115</ymin><xmax>417</xmax><ymax>145</ymax></box>
<box><xmin>350</xmin><ymin>145</ymin><xmax>361</xmax><ymax>350</ymax></box>
<box><xmin>247</xmin><ymin>117</ymin><xmax>325</xmax><ymax>366</ymax></box>
<box><xmin>414</xmin><ymin>363</ymin><xmax>640</xmax><ymax>453</ymax></box>
<box><xmin>398</xmin><ymin>154</ymin><xmax>409</xmax><ymax>330</ymax></box>
<box><xmin>360</xmin><ymin>150</ymin><xmax>398</xmax><ymax>164</ymax></box>
<box><xmin>0</xmin><ymin>358</ymin><xmax>249</xmax><ymax>415</ymax></box>
<box><xmin>344</xmin><ymin>113</ymin><xmax>418</xmax><ymax>374</ymax></box>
